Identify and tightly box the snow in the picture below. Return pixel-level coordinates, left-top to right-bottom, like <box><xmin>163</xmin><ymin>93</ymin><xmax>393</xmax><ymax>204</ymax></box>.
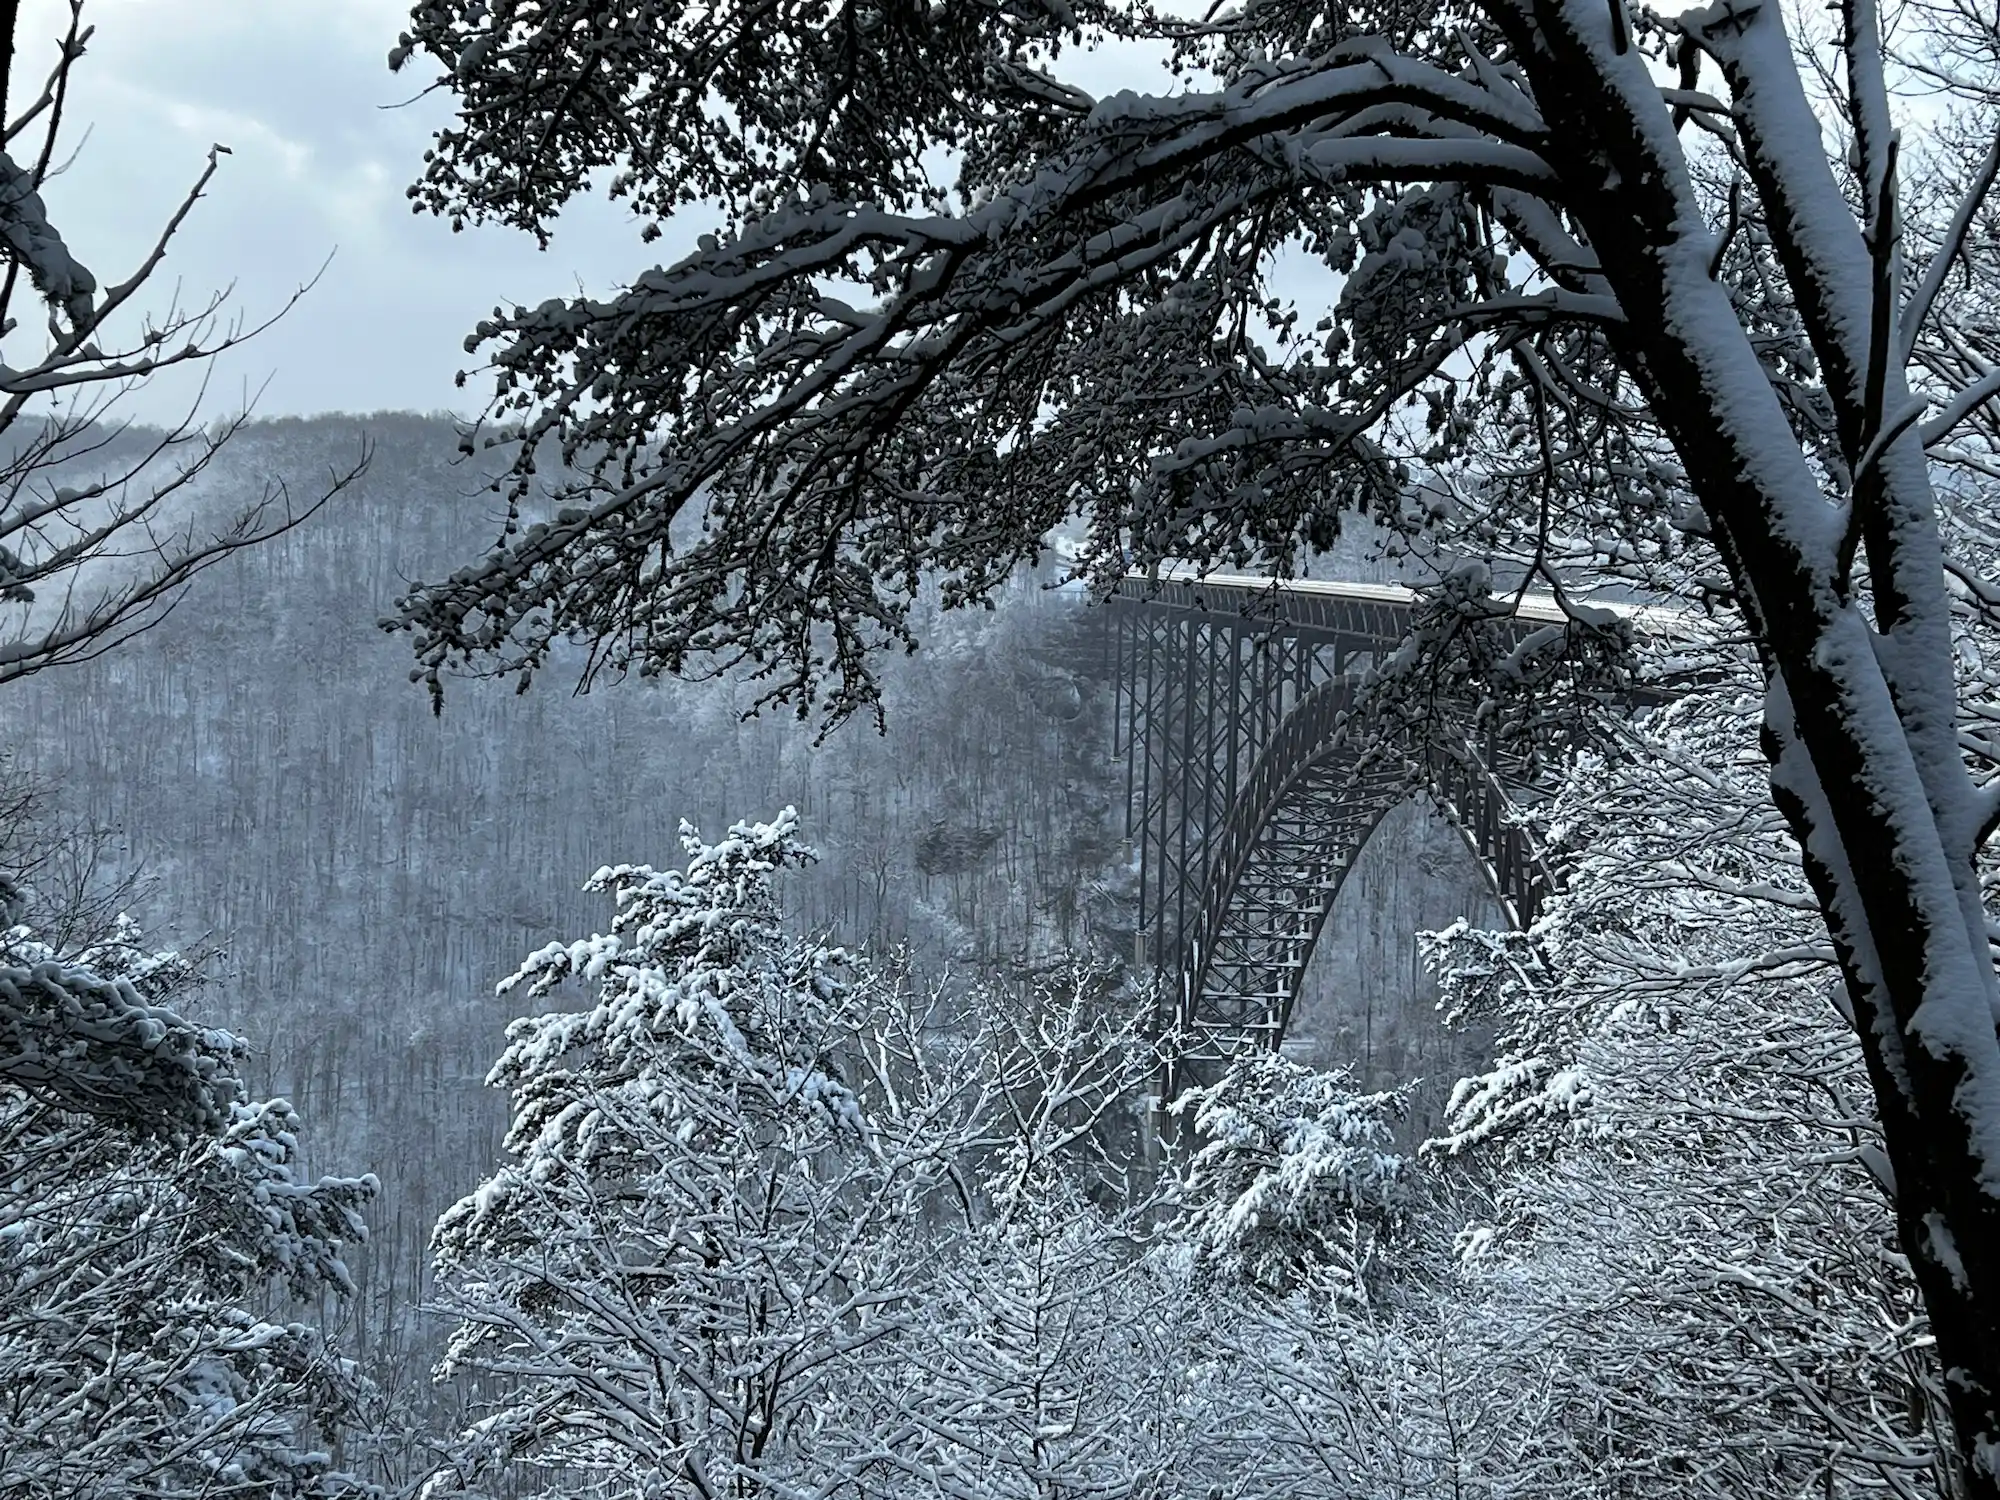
<box><xmin>30</xmin><ymin>0</ymin><xmax>2000</xmax><ymax>1482</ymax></box>
<box><xmin>0</xmin><ymin>150</ymin><xmax>96</xmax><ymax>331</ymax></box>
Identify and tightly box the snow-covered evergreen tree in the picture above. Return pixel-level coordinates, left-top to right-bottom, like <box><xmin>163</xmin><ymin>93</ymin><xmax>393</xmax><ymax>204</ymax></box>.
<box><xmin>1172</xmin><ymin>1052</ymin><xmax>1410</xmax><ymax>1300</ymax></box>
<box><xmin>429</xmin><ymin>817</ymin><xmax>1252</xmax><ymax>1499</ymax></box>
<box><xmin>425</xmin><ymin>810</ymin><xmax>971</xmax><ymax>1499</ymax></box>
<box><xmin>0</xmin><ymin>902</ymin><xmax>378</xmax><ymax>1500</ymax></box>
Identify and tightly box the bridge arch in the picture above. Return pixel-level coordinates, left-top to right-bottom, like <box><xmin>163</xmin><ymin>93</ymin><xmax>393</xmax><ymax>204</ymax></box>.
<box><xmin>1175</xmin><ymin>675</ymin><xmax>1554</xmax><ymax>1066</ymax></box>
<box><xmin>1102</xmin><ymin>571</ymin><xmax>1581</xmax><ymax>1072</ymax></box>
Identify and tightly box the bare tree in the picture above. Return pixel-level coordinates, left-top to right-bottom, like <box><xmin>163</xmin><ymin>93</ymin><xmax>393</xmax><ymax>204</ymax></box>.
<box><xmin>0</xmin><ymin>0</ymin><xmax>365</xmax><ymax>686</ymax></box>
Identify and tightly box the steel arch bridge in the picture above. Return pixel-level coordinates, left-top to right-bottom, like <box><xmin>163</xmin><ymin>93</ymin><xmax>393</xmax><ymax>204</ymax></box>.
<box><xmin>1101</xmin><ymin>570</ymin><xmax>1594</xmax><ymax>1070</ymax></box>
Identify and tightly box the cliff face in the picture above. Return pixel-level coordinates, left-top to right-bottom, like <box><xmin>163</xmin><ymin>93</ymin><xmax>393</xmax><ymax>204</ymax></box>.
<box><xmin>9</xmin><ymin>411</ymin><xmax>1501</xmax><ymax>1371</ymax></box>
<box><xmin>1289</xmin><ymin>797</ymin><xmax>1504</xmax><ymax>1144</ymax></box>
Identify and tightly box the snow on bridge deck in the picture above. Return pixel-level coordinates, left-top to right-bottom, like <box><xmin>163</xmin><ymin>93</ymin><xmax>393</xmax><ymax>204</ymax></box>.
<box><xmin>1124</xmin><ymin>565</ymin><xmax>1694</xmax><ymax>634</ymax></box>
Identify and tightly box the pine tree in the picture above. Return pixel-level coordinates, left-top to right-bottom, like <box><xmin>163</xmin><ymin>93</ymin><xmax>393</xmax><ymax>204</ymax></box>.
<box><xmin>426</xmin><ymin>810</ymin><xmax>960</xmax><ymax>1499</ymax></box>
<box><xmin>0</xmin><ymin>903</ymin><xmax>378</xmax><ymax>1500</ymax></box>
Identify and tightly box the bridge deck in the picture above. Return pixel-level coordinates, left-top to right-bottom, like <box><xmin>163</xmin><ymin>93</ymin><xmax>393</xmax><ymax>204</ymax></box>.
<box><xmin>1127</xmin><ymin>566</ymin><xmax>1691</xmax><ymax>632</ymax></box>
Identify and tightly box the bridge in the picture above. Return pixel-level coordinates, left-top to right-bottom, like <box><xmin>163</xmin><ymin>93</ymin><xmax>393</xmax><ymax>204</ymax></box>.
<box><xmin>1100</xmin><ymin>569</ymin><xmax>1658</xmax><ymax>1074</ymax></box>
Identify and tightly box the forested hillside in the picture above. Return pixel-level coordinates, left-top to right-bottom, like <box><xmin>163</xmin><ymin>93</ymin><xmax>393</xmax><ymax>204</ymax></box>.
<box><xmin>5</xmin><ymin>411</ymin><xmax>1495</xmax><ymax>1383</ymax></box>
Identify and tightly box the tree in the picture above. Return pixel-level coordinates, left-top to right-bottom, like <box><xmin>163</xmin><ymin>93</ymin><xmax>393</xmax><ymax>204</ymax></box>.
<box><xmin>0</xmin><ymin>0</ymin><xmax>365</xmax><ymax>684</ymax></box>
<box><xmin>897</xmin><ymin>1190</ymin><xmax>1203</xmax><ymax>1499</ymax></box>
<box><xmin>1160</xmin><ymin>1045</ymin><xmax>1518</xmax><ymax>1500</ymax></box>
<box><xmin>0</xmin><ymin>754</ymin><xmax>249</xmax><ymax>1135</ymax></box>
<box><xmin>428</xmin><ymin>812</ymin><xmax>1220</xmax><ymax>1499</ymax></box>
<box><xmin>1177</xmin><ymin>1267</ymin><xmax>1531</xmax><ymax>1500</ymax></box>
<box><xmin>1171</xmin><ymin>1051</ymin><xmax>1409</xmax><ymax>1300</ymax></box>
<box><xmin>387</xmin><ymin>0</ymin><xmax>2000</xmax><ymax>1479</ymax></box>
<box><xmin>425</xmin><ymin>810</ymin><xmax>978</xmax><ymax>1499</ymax></box>
<box><xmin>1423</xmin><ymin>647</ymin><xmax>1958</xmax><ymax>1497</ymax></box>
<box><xmin>891</xmin><ymin>971</ymin><xmax>1206</xmax><ymax>1499</ymax></box>
<box><xmin>0</xmin><ymin>7</ymin><xmax>376</xmax><ymax>1473</ymax></box>
<box><xmin>0</xmin><ymin>872</ymin><xmax>378</xmax><ymax>1499</ymax></box>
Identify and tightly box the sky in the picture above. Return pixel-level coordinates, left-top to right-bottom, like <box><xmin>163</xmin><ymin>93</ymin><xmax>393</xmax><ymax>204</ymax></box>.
<box><xmin>15</xmin><ymin>0</ymin><xmax>1193</xmax><ymax>426</ymax></box>
<box><xmin>17</xmin><ymin>0</ymin><xmax>661</xmax><ymax>424</ymax></box>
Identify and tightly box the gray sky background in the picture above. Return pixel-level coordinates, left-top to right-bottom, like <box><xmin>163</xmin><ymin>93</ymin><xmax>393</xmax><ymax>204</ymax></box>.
<box><xmin>19</xmin><ymin>0</ymin><xmax>1193</xmax><ymax>426</ymax></box>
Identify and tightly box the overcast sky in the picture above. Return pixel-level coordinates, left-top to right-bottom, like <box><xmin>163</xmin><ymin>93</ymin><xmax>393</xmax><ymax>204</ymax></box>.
<box><xmin>19</xmin><ymin>0</ymin><xmax>1190</xmax><ymax>426</ymax></box>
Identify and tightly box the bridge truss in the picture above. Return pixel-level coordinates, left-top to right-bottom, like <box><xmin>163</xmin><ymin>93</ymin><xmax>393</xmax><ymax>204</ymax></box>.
<box><xmin>1102</xmin><ymin>572</ymin><xmax>1564</xmax><ymax>1068</ymax></box>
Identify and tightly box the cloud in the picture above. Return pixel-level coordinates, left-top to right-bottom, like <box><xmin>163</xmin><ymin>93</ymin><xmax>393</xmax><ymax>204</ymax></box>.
<box><xmin>93</xmin><ymin>75</ymin><xmax>315</xmax><ymax>180</ymax></box>
<box><xmin>2</xmin><ymin>1</ymin><xmax>648</xmax><ymax>422</ymax></box>
<box><xmin>0</xmin><ymin>1</ymin><xmax>1254</xmax><ymax>426</ymax></box>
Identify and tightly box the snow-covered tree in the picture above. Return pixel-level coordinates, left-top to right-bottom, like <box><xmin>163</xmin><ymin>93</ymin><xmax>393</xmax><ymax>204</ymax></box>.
<box><xmin>1422</xmin><ymin>650</ymin><xmax>1957</xmax><ymax>1498</ymax></box>
<box><xmin>896</xmin><ymin>1199</ymin><xmax>1204</xmax><ymax>1500</ymax></box>
<box><xmin>1172</xmin><ymin>1051</ymin><xmax>1409</xmax><ymax>1300</ymax></box>
<box><xmin>963</xmin><ymin>965</ymin><xmax>1162</xmax><ymax>1213</ymax></box>
<box><xmin>0</xmin><ymin>887</ymin><xmax>249</xmax><ymax>1135</ymax></box>
<box><xmin>1153</xmin><ymin>1052</ymin><xmax>1524</xmax><ymax>1500</ymax></box>
<box><xmin>425</xmin><ymin>810</ymin><xmax>982</xmax><ymax>1499</ymax></box>
<box><xmin>429</xmin><ymin>815</ymin><xmax>1228</xmax><ymax>1499</ymax></box>
<box><xmin>386</xmin><ymin>0</ymin><xmax>2000</xmax><ymax>1477</ymax></box>
<box><xmin>1177</xmin><ymin>1279</ymin><xmax>1542</xmax><ymax>1500</ymax></box>
<box><xmin>881</xmin><ymin>972</ymin><xmax>1210</xmax><ymax>1498</ymax></box>
<box><xmin>0</xmin><ymin>899</ymin><xmax>378</xmax><ymax>1500</ymax></box>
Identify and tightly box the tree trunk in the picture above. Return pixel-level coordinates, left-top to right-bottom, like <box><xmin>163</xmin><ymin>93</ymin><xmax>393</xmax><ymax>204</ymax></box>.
<box><xmin>1504</xmin><ymin>4</ymin><xmax>2000</xmax><ymax>1489</ymax></box>
<box><xmin>0</xmin><ymin>0</ymin><xmax>19</xmax><ymax>133</ymax></box>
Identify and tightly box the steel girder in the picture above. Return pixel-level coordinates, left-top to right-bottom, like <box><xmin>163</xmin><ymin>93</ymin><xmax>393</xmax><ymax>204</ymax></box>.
<box><xmin>1102</xmin><ymin>575</ymin><xmax>1558</xmax><ymax>1064</ymax></box>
